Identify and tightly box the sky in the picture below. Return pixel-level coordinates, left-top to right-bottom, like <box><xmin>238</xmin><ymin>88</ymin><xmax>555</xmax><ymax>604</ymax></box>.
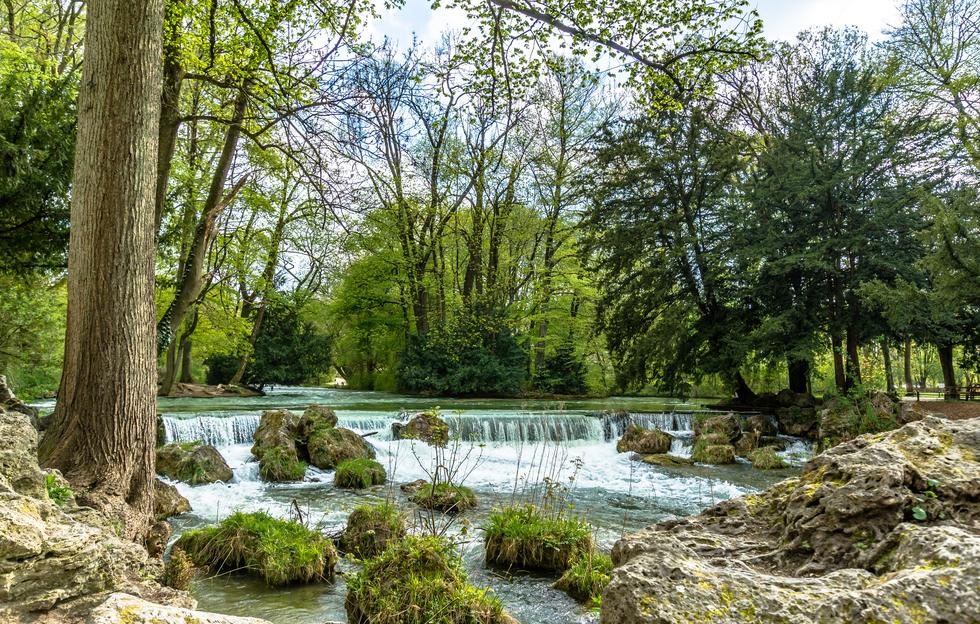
<box><xmin>367</xmin><ymin>0</ymin><xmax>905</xmax><ymax>48</ymax></box>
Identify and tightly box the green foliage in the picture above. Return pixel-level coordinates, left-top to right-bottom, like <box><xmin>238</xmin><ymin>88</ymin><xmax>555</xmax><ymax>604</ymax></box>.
<box><xmin>397</xmin><ymin>310</ymin><xmax>526</xmax><ymax>396</ymax></box>
<box><xmin>203</xmin><ymin>353</ymin><xmax>240</xmax><ymax>386</ymax></box>
<box><xmin>345</xmin><ymin>535</ymin><xmax>505</xmax><ymax>624</ymax></box>
<box><xmin>0</xmin><ymin>275</ymin><xmax>65</xmax><ymax>399</ymax></box>
<box><xmin>553</xmin><ymin>551</ymin><xmax>613</xmax><ymax>605</ymax></box>
<box><xmin>44</xmin><ymin>473</ymin><xmax>73</xmax><ymax>506</ymax></box>
<box><xmin>484</xmin><ymin>504</ymin><xmax>593</xmax><ymax>573</ymax></box>
<box><xmin>162</xmin><ymin>548</ymin><xmax>196</xmax><ymax>591</ymax></box>
<box><xmin>339</xmin><ymin>502</ymin><xmax>406</xmax><ymax>559</ymax></box>
<box><xmin>334</xmin><ymin>458</ymin><xmax>386</xmax><ymax>489</ymax></box>
<box><xmin>534</xmin><ymin>341</ymin><xmax>588</xmax><ymax>395</ymax></box>
<box><xmin>174</xmin><ymin>511</ymin><xmax>336</xmax><ymax>586</ymax></box>
<box><xmin>409</xmin><ymin>483</ymin><xmax>478</xmax><ymax>514</ymax></box>
<box><xmin>748</xmin><ymin>447</ymin><xmax>787</xmax><ymax>470</ymax></box>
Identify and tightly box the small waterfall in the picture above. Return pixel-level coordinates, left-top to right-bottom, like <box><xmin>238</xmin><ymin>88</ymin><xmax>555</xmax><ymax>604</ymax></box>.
<box><xmin>450</xmin><ymin>415</ymin><xmax>604</xmax><ymax>443</ymax></box>
<box><xmin>598</xmin><ymin>411</ymin><xmax>697</xmax><ymax>441</ymax></box>
<box><xmin>164</xmin><ymin>414</ymin><xmax>260</xmax><ymax>446</ymax></box>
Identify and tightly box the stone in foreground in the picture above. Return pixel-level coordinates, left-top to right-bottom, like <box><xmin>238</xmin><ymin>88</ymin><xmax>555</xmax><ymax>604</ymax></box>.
<box><xmin>89</xmin><ymin>593</ymin><xmax>271</xmax><ymax>624</ymax></box>
<box><xmin>602</xmin><ymin>416</ymin><xmax>980</xmax><ymax>624</ymax></box>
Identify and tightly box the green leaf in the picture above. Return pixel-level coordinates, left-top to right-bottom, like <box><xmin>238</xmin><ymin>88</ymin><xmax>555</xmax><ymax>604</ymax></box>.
<box><xmin>911</xmin><ymin>506</ymin><xmax>927</xmax><ymax>521</ymax></box>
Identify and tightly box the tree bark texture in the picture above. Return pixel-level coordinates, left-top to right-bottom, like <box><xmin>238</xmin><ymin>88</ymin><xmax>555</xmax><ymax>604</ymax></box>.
<box><xmin>938</xmin><ymin>344</ymin><xmax>959</xmax><ymax>400</ymax></box>
<box><xmin>904</xmin><ymin>336</ymin><xmax>914</xmax><ymax>393</ymax></box>
<box><xmin>39</xmin><ymin>0</ymin><xmax>163</xmax><ymax>544</ymax></box>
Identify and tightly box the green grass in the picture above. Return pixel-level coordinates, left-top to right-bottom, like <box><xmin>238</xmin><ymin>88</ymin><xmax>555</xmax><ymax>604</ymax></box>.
<box><xmin>44</xmin><ymin>473</ymin><xmax>73</xmax><ymax>506</ymax></box>
<box><xmin>749</xmin><ymin>446</ymin><xmax>788</xmax><ymax>470</ymax></box>
<box><xmin>334</xmin><ymin>458</ymin><xmax>387</xmax><ymax>489</ymax></box>
<box><xmin>484</xmin><ymin>504</ymin><xmax>593</xmax><ymax>573</ymax></box>
<box><xmin>345</xmin><ymin>535</ymin><xmax>506</xmax><ymax>624</ymax></box>
<box><xmin>553</xmin><ymin>551</ymin><xmax>613</xmax><ymax>605</ymax></box>
<box><xmin>339</xmin><ymin>502</ymin><xmax>406</xmax><ymax>559</ymax></box>
<box><xmin>691</xmin><ymin>435</ymin><xmax>736</xmax><ymax>464</ymax></box>
<box><xmin>174</xmin><ymin>511</ymin><xmax>336</xmax><ymax>586</ymax></box>
<box><xmin>259</xmin><ymin>446</ymin><xmax>307</xmax><ymax>482</ymax></box>
<box><xmin>409</xmin><ymin>483</ymin><xmax>477</xmax><ymax>514</ymax></box>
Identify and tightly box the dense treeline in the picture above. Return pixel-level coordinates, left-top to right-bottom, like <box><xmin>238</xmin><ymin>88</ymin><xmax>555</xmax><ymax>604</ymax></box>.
<box><xmin>2</xmin><ymin>0</ymin><xmax>978</xmax><ymax>400</ymax></box>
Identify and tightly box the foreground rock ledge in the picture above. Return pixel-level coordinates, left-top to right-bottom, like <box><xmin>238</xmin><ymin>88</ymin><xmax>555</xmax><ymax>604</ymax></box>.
<box><xmin>602</xmin><ymin>416</ymin><xmax>980</xmax><ymax>624</ymax></box>
<box><xmin>90</xmin><ymin>593</ymin><xmax>271</xmax><ymax>623</ymax></box>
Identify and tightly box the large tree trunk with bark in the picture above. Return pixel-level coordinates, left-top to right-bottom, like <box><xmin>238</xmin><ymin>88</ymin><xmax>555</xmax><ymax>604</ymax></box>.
<box><xmin>844</xmin><ymin>323</ymin><xmax>862</xmax><ymax>391</ymax></box>
<box><xmin>787</xmin><ymin>358</ymin><xmax>809</xmax><ymax>394</ymax></box>
<box><xmin>938</xmin><ymin>344</ymin><xmax>959</xmax><ymax>400</ymax></box>
<box><xmin>39</xmin><ymin>0</ymin><xmax>163</xmax><ymax>544</ymax></box>
<box><xmin>831</xmin><ymin>332</ymin><xmax>846</xmax><ymax>391</ymax></box>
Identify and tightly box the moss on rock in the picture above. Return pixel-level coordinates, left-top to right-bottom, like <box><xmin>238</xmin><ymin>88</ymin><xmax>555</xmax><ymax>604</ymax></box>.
<box><xmin>636</xmin><ymin>453</ymin><xmax>694</xmax><ymax>467</ymax></box>
<box><xmin>410</xmin><ymin>483</ymin><xmax>477</xmax><ymax>514</ymax></box>
<box><xmin>153</xmin><ymin>477</ymin><xmax>190</xmax><ymax>520</ymax></box>
<box><xmin>334</xmin><ymin>458</ymin><xmax>386</xmax><ymax>489</ymax></box>
<box><xmin>691</xmin><ymin>439</ymin><xmax>736</xmax><ymax>464</ymax></box>
<box><xmin>156</xmin><ymin>442</ymin><xmax>233</xmax><ymax>484</ymax></box>
<box><xmin>345</xmin><ymin>535</ymin><xmax>508</xmax><ymax>624</ymax></box>
<box><xmin>338</xmin><ymin>502</ymin><xmax>406</xmax><ymax>559</ymax></box>
<box><xmin>258</xmin><ymin>446</ymin><xmax>307</xmax><ymax>482</ymax></box>
<box><xmin>307</xmin><ymin>426</ymin><xmax>374</xmax><ymax>469</ymax></box>
<box><xmin>484</xmin><ymin>505</ymin><xmax>593</xmax><ymax>574</ymax></box>
<box><xmin>174</xmin><ymin>511</ymin><xmax>336</xmax><ymax>586</ymax></box>
<box><xmin>392</xmin><ymin>411</ymin><xmax>450</xmax><ymax>447</ymax></box>
<box><xmin>616</xmin><ymin>425</ymin><xmax>672</xmax><ymax>454</ymax></box>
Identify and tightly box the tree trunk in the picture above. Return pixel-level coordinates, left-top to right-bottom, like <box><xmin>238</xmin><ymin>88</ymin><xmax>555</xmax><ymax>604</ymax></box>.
<box><xmin>153</xmin><ymin>43</ymin><xmax>183</xmax><ymax>233</ymax></box>
<box><xmin>904</xmin><ymin>336</ymin><xmax>914</xmax><ymax>393</ymax></box>
<box><xmin>787</xmin><ymin>358</ymin><xmax>809</xmax><ymax>394</ymax></box>
<box><xmin>844</xmin><ymin>323</ymin><xmax>861</xmax><ymax>390</ymax></box>
<box><xmin>178</xmin><ymin>334</ymin><xmax>194</xmax><ymax>383</ymax></box>
<box><xmin>938</xmin><ymin>344</ymin><xmax>959</xmax><ymax>400</ymax></box>
<box><xmin>882</xmin><ymin>339</ymin><xmax>895</xmax><ymax>394</ymax></box>
<box><xmin>39</xmin><ymin>0</ymin><xmax>163</xmax><ymax>544</ymax></box>
<box><xmin>732</xmin><ymin>372</ymin><xmax>757</xmax><ymax>404</ymax></box>
<box><xmin>159</xmin><ymin>338</ymin><xmax>179</xmax><ymax>395</ymax></box>
<box><xmin>831</xmin><ymin>332</ymin><xmax>846</xmax><ymax>391</ymax></box>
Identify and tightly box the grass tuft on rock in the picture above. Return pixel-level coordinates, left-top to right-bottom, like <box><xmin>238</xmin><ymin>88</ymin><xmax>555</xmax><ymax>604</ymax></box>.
<box><xmin>749</xmin><ymin>446</ymin><xmax>788</xmax><ymax>470</ymax></box>
<box><xmin>616</xmin><ymin>424</ymin><xmax>672</xmax><ymax>454</ymax></box>
<box><xmin>173</xmin><ymin>511</ymin><xmax>336</xmax><ymax>586</ymax></box>
<box><xmin>553</xmin><ymin>551</ymin><xmax>613</xmax><ymax>605</ymax></box>
<box><xmin>162</xmin><ymin>547</ymin><xmax>196</xmax><ymax>591</ymax></box>
<box><xmin>259</xmin><ymin>446</ymin><xmax>307</xmax><ymax>482</ymax></box>
<box><xmin>691</xmin><ymin>435</ymin><xmax>737</xmax><ymax>464</ymax></box>
<box><xmin>334</xmin><ymin>458</ymin><xmax>387</xmax><ymax>489</ymax></box>
<box><xmin>339</xmin><ymin>502</ymin><xmax>406</xmax><ymax>559</ymax></box>
<box><xmin>345</xmin><ymin>535</ymin><xmax>507</xmax><ymax>624</ymax></box>
<box><xmin>484</xmin><ymin>504</ymin><xmax>593</xmax><ymax>573</ymax></box>
<box><xmin>409</xmin><ymin>483</ymin><xmax>477</xmax><ymax>514</ymax></box>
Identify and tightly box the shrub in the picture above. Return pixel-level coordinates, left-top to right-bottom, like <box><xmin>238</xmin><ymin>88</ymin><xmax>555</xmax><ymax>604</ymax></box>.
<box><xmin>174</xmin><ymin>511</ymin><xmax>336</xmax><ymax>586</ymax></box>
<box><xmin>484</xmin><ymin>505</ymin><xmax>593</xmax><ymax>573</ymax></box>
<box><xmin>534</xmin><ymin>341</ymin><xmax>588</xmax><ymax>395</ymax></box>
<box><xmin>749</xmin><ymin>446</ymin><xmax>788</xmax><ymax>470</ymax></box>
<box><xmin>345</xmin><ymin>535</ymin><xmax>507</xmax><ymax>624</ymax></box>
<box><xmin>334</xmin><ymin>458</ymin><xmax>387</xmax><ymax>489</ymax></box>
<box><xmin>204</xmin><ymin>353</ymin><xmax>240</xmax><ymax>386</ymax></box>
<box><xmin>339</xmin><ymin>502</ymin><xmax>406</xmax><ymax>559</ymax></box>
<box><xmin>553</xmin><ymin>551</ymin><xmax>613</xmax><ymax>604</ymax></box>
<box><xmin>409</xmin><ymin>483</ymin><xmax>477</xmax><ymax>514</ymax></box>
<box><xmin>162</xmin><ymin>547</ymin><xmax>196</xmax><ymax>591</ymax></box>
<box><xmin>258</xmin><ymin>446</ymin><xmax>307</xmax><ymax>482</ymax></box>
<box><xmin>44</xmin><ymin>473</ymin><xmax>73</xmax><ymax>506</ymax></box>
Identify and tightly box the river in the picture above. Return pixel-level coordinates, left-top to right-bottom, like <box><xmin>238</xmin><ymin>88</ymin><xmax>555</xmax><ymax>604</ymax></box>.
<box><xmin>152</xmin><ymin>387</ymin><xmax>810</xmax><ymax>623</ymax></box>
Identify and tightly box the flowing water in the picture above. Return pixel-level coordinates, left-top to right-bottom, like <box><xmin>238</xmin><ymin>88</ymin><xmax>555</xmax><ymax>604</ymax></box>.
<box><xmin>152</xmin><ymin>387</ymin><xmax>811</xmax><ymax>623</ymax></box>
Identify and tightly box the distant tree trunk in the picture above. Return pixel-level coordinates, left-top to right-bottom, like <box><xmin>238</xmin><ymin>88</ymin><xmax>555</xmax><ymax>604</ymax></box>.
<box><xmin>733</xmin><ymin>372</ymin><xmax>756</xmax><ymax>404</ymax></box>
<box><xmin>882</xmin><ymin>339</ymin><xmax>895</xmax><ymax>394</ymax></box>
<box><xmin>831</xmin><ymin>333</ymin><xmax>846</xmax><ymax>391</ymax></box>
<box><xmin>844</xmin><ymin>324</ymin><xmax>862</xmax><ymax>390</ymax></box>
<box><xmin>153</xmin><ymin>23</ymin><xmax>184</xmax><ymax>233</ymax></box>
<box><xmin>938</xmin><ymin>344</ymin><xmax>959</xmax><ymax>400</ymax></box>
<box><xmin>39</xmin><ymin>0</ymin><xmax>163</xmax><ymax>544</ymax></box>
<box><xmin>178</xmin><ymin>335</ymin><xmax>194</xmax><ymax>383</ymax></box>
<box><xmin>904</xmin><ymin>336</ymin><xmax>914</xmax><ymax>393</ymax></box>
<box><xmin>160</xmin><ymin>339</ymin><xmax>180</xmax><ymax>395</ymax></box>
<box><xmin>787</xmin><ymin>358</ymin><xmax>809</xmax><ymax>394</ymax></box>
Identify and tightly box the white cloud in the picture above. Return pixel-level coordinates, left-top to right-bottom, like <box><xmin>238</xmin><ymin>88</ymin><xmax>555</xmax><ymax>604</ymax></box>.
<box><xmin>754</xmin><ymin>0</ymin><xmax>903</xmax><ymax>42</ymax></box>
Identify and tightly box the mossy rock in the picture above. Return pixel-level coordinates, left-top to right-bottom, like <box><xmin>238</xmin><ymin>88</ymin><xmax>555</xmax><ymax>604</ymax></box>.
<box><xmin>298</xmin><ymin>404</ymin><xmax>338</xmax><ymax>440</ymax></box>
<box><xmin>691</xmin><ymin>441</ymin><xmax>736</xmax><ymax>465</ymax></box>
<box><xmin>553</xmin><ymin>551</ymin><xmax>612</xmax><ymax>604</ymax></box>
<box><xmin>307</xmin><ymin>426</ymin><xmax>375</xmax><ymax>469</ymax></box>
<box><xmin>156</xmin><ymin>442</ymin><xmax>233</xmax><ymax>484</ymax></box>
<box><xmin>338</xmin><ymin>502</ymin><xmax>406</xmax><ymax>559</ymax></box>
<box><xmin>636</xmin><ymin>453</ymin><xmax>694</xmax><ymax>467</ymax></box>
<box><xmin>409</xmin><ymin>483</ymin><xmax>477</xmax><ymax>514</ymax></box>
<box><xmin>345</xmin><ymin>535</ymin><xmax>510</xmax><ymax>624</ymax></box>
<box><xmin>153</xmin><ymin>477</ymin><xmax>191</xmax><ymax>520</ymax></box>
<box><xmin>251</xmin><ymin>409</ymin><xmax>300</xmax><ymax>460</ymax></box>
<box><xmin>174</xmin><ymin>511</ymin><xmax>336</xmax><ymax>586</ymax></box>
<box><xmin>334</xmin><ymin>458</ymin><xmax>386</xmax><ymax>489</ymax></box>
<box><xmin>693</xmin><ymin>414</ymin><xmax>741</xmax><ymax>444</ymax></box>
<box><xmin>616</xmin><ymin>425</ymin><xmax>672</xmax><ymax>454</ymax></box>
<box><xmin>259</xmin><ymin>446</ymin><xmax>307</xmax><ymax>482</ymax></box>
<box><xmin>734</xmin><ymin>430</ymin><xmax>760</xmax><ymax>456</ymax></box>
<box><xmin>392</xmin><ymin>411</ymin><xmax>450</xmax><ymax>447</ymax></box>
<box><xmin>484</xmin><ymin>504</ymin><xmax>593</xmax><ymax>574</ymax></box>
<box><xmin>749</xmin><ymin>446</ymin><xmax>788</xmax><ymax>470</ymax></box>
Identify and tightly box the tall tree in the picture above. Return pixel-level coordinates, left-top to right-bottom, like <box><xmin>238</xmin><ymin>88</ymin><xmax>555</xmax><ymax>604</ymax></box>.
<box><xmin>39</xmin><ymin>0</ymin><xmax>163</xmax><ymax>542</ymax></box>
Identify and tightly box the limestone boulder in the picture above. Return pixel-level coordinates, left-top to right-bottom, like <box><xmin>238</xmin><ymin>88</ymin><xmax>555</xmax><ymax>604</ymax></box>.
<box><xmin>602</xmin><ymin>416</ymin><xmax>980</xmax><ymax>624</ymax></box>
<box><xmin>89</xmin><ymin>593</ymin><xmax>272</xmax><ymax>624</ymax></box>
<box><xmin>298</xmin><ymin>404</ymin><xmax>338</xmax><ymax>439</ymax></box>
<box><xmin>153</xmin><ymin>479</ymin><xmax>191</xmax><ymax>520</ymax></box>
<box><xmin>391</xmin><ymin>411</ymin><xmax>450</xmax><ymax>447</ymax></box>
<box><xmin>0</xmin><ymin>375</ymin><xmax>39</xmax><ymax>427</ymax></box>
<box><xmin>155</xmin><ymin>443</ymin><xmax>233</xmax><ymax>484</ymax></box>
<box><xmin>775</xmin><ymin>405</ymin><xmax>819</xmax><ymax>437</ymax></box>
<box><xmin>693</xmin><ymin>414</ymin><xmax>741</xmax><ymax>445</ymax></box>
<box><xmin>0</xmin><ymin>410</ymin><xmax>46</xmax><ymax>499</ymax></box>
<box><xmin>250</xmin><ymin>409</ymin><xmax>300</xmax><ymax>461</ymax></box>
<box><xmin>616</xmin><ymin>425</ymin><xmax>672</xmax><ymax>455</ymax></box>
<box><xmin>307</xmin><ymin>426</ymin><xmax>375</xmax><ymax>469</ymax></box>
